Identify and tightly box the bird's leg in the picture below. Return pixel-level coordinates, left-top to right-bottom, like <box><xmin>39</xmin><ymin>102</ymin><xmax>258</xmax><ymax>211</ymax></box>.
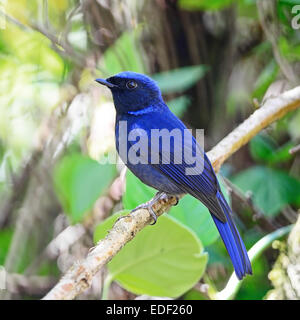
<box><xmin>117</xmin><ymin>192</ymin><xmax>180</xmax><ymax>225</ymax></box>
<box><xmin>131</xmin><ymin>191</ymin><xmax>166</xmax><ymax>225</ymax></box>
<box><xmin>131</xmin><ymin>192</ymin><xmax>181</xmax><ymax>224</ymax></box>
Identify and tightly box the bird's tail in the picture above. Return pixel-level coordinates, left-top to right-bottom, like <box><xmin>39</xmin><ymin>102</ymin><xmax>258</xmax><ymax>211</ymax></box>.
<box><xmin>210</xmin><ymin>191</ymin><xmax>252</xmax><ymax>280</ymax></box>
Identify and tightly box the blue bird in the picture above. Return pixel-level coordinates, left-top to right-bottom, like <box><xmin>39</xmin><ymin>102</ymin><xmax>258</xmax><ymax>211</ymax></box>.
<box><xmin>96</xmin><ymin>71</ymin><xmax>252</xmax><ymax>280</ymax></box>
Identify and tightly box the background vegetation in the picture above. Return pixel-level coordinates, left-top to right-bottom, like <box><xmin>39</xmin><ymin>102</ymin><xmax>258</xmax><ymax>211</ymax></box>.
<box><xmin>0</xmin><ymin>0</ymin><xmax>300</xmax><ymax>300</ymax></box>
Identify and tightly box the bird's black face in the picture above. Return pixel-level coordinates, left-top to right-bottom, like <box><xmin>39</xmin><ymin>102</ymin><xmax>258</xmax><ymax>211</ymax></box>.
<box><xmin>95</xmin><ymin>71</ymin><xmax>162</xmax><ymax>114</ymax></box>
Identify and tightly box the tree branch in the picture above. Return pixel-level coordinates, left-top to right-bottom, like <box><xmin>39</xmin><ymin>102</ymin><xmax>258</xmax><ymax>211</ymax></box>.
<box><xmin>43</xmin><ymin>85</ymin><xmax>300</xmax><ymax>300</ymax></box>
<box><xmin>6</xmin><ymin>273</ymin><xmax>56</xmax><ymax>296</ymax></box>
<box><xmin>0</xmin><ymin>11</ymin><xmax>85</xmax><ymax>67</ymax></box>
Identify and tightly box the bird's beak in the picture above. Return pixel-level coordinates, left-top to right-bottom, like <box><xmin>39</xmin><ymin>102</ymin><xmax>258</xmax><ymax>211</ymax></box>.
<box><xmin>95</xmin><ymin>78</ymin><xmax>116</xmax><ymax>88</ymax></box>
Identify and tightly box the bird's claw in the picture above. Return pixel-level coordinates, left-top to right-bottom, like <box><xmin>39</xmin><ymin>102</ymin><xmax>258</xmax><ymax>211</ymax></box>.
<box><xmin>131</xmin><ymin>202</ymin><xmax>157</xmax><ymax>225</ymax></box>
<box><xmin>130</xmin><ymin>192</ymin><xmax>179</xmax><ymax>226</ymax></box>
<box><xmin>148</xmin><ymin>206</ymin><xmax>157</xmax><ymax>225</ymax></box>
<box><xmin>173</xmin><ymin>195</ymin><xmax>179</xmax><ymax>206</ymax></box>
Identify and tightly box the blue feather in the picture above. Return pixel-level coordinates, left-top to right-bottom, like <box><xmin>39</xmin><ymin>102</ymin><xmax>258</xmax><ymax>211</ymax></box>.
<box><xmin>212</xmin><ymin>191</ymin><xmax>252</xmax><ymax>279</ymax></box>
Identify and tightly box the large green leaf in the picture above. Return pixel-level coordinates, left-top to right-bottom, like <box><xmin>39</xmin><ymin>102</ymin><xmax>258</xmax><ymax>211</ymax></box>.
<box><xmin>169</xmin><ymin>195</ymin><xmax>219</xmax><ymax>247</ymax></box>
<box><xmin>53</xmin><ymin>153</ymin><xmax>117</xmax><ymax>223</ymax></box>
<box><xmin>231</xmin><ymin>166</ymin><xmax>300</xmax><ymax>217</ymax></box>
<box><xmin>94</xmin><ymin>211</ymin><xmax>207</xmax><ymax>298</ymax></box>
<box><xmin>179</xmin><ymin>0</ymin><xmax>235</xmax><ymax>11</ymax></box>
<box><xmin>152</xmin><ymin>65</ymin><xmax>208</xmax><ymax>94</ymax></box>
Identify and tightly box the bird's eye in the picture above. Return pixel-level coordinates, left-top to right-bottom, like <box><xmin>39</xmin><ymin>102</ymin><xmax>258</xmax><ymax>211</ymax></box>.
<box><xmin>126</xmin><ymin>80</ymin><xmax>138</xmax><ymax>89</ymax></box>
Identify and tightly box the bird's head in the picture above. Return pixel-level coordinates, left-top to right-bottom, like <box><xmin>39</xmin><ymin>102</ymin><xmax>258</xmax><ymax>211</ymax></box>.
<box><xmin>95</xmin><ymin>71</ymin><xmax>163</xmax><ymax>114</ymax></box>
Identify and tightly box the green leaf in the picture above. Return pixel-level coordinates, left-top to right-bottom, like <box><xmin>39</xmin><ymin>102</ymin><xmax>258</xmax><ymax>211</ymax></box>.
<box><xmin>237</xmin><ymin>0</ymin><xmax>258</xmax><ymax>19</ymax></box>
<box><xmin>123</xmin><ymin>170</ymin><xmax>156</xmax><ymax>210</ymax></box>
<box><xmin>100</xmin><ymin>30</ymin><xmax>145</xmax><ymax>76</ymax></box>
<box><xmin>169</xmin><ymin>195</ymin><xmax>219</xmax><ymax>247</ymax></box>
<box><xmin>279</xmin><ymin>37</ymin><xmax>300</xmax><ymax>62</ymax></box>
<box><xmin>179</xmin><ymin>0</ymin><xmax>235</xmax><ymax>11</ymax></box>
<box><xmin>252</xmin><ymin>60</ymin><xmax>278</xmax><ymax>100</ymax></box>
<box><xmin>93</xmin><ymin>210</ymin><xmax>130</xmax><ymax>243</ymax></box>
<box><xmin>235</xmin><ymin>255</ymin><xmax>271</xmax><ymax>300</ymax></box>
<box><xmin>0</xmin><ymin>228</ymin><xmax>13</xmax><ymax>265</ymax></box>
<box><xmin>152</xmin><ymin>65</ymin><xmax>208</xmax><ymax>94</ymax></box>
<box><xmin>183</xmin><ymin>288</ymin><xmax>208</xmax><ymax>300</ymax></box>
<box><xmin>279</xmin><ymin>0</ymin><xmax>300</xmax><ymax>5</ymax></box>
<box><xmin>167</xmin><ymin>95</ymin><xmax>191</xmax><ymax>118</ymax></box>
<box><xmin>231</xmin><ymin>166</ymin><xmax>300</xmax><ymax>217</ymax></box>
<box><xmin>267</xmin><ymin>141</ymin><xmax>294</xmax><ymax>165</ymax></box>
<box><xmin>53</xmin><ymin>153</ymin><xmax>117</xmax><ymax>223</ymax></box>
<box><xmin>249</xmin><ymin>134</ymin><xmax>277</xmax><ymax>162</ymax></box>
<box><xmin>250</xmin><ymin>134</ymin><xmax>293</xmax><ymax>164</ymax></box>
<box><xmin>94</xmin><ymin>212</ymin><xmax>208</xmax><ymax>298</ymax></box>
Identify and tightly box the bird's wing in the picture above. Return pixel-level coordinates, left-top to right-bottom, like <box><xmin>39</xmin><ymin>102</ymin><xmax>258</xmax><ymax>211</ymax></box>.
<box><xmin>154</xmin><ymin>137</ymin><xmax>226</xmax><ymax>222</ymax></box>
<box><xmin>126</xmin><ymin>126</ymin><xmax>227</xmax><ymax>222</ymax></box>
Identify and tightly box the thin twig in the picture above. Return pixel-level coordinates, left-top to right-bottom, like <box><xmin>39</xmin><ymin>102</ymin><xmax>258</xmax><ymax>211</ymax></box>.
<box><xmin>0</xmin><ymin>11</ymin><xmax>84</xmax><ymax>67</ymax></box>
<box><xmin>43</xmin><ymin>85</ymin><xmax>300</xmax><ymax>300</ymax></box>
<box><xmin>222</xmin><ymin>177</ymin><xmax>277</xmax><ymax>231</ymax></box>
<box><xmin>24</xmin><ymin>224</ymin><xmax>86</xmax><ymax>276</ymax></box>
<box><xmin>6</xmin><ymin>273</ymin><xmax>56</xmax><ymax>296</ymax></box>
<box><xmin>0</xmin><ymin>150</ymin><xmax>42</xmax><ymax>228</ymax></box>
<box><xmin>257</xmin><ymin>0</ymin><xmax>298</xmax><ymax>84</ymax></box>
<box><xmin>289</xmin><ymin>144</ymin><xmax>300</xmax><ymax>155</ymax></box>
<box><xmin>42</xmin><ymin>0</ymin><xmax>50</xmax><ymax>30</ymax></box>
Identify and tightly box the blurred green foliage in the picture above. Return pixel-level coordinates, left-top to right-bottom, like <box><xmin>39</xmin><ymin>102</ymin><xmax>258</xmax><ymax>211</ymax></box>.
<box><xmin>252</xmin><ymin>60</ymin><xmax>279</xmax><ymax>100</ymax></box>
<box><xmin>249</xmin><ymin>134</ymin><xmax>293</xmax><ymax>165</ymax></box>
<box><xmin>179</xmin><ymin>0</ymin><xmax>236</xmax><ymax>11</ymax></box>
<box><xmin>152</xmin><ymin>65</ymin><xmax>208</xmax><ymax>94</ymax></box>
<box><xmin>53</xmin><ymin>153</ymin><xmax>117</xmax><ymax>224</ymax></box>
<box><xmin>232</xmin><ymin>166</ymin><xmax>300</xmax><ymax>217</ymax></box>
<box><xmin>100</xmin><ymin>30</ymin><xmax>145</xmax><ymax>76</ymax></box>
<box><xmin>0</xmin><ymin>228</ymin><xmax>13</xmax><ymax>265</ymax></box>
<box><xmin>167</xmin><ymin>96</ymin><xmax>191</xmax><ymax>118</ymax></box>
<box><xmin>231</xmin><ymin>132</ymin><xmax>300</xmax><ymax>218</ymax></box>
